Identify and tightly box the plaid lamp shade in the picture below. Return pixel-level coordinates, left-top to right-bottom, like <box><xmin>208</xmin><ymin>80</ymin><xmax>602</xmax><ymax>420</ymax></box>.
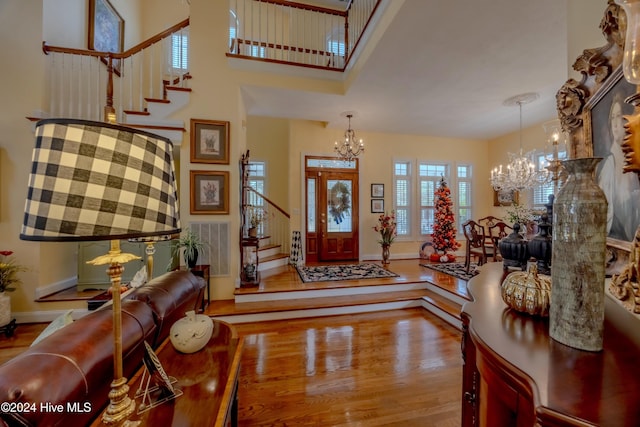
<box><xmin>21</xmin><ymin>119</ymin><xmax>181</xmax><ymax>241</ymax></box>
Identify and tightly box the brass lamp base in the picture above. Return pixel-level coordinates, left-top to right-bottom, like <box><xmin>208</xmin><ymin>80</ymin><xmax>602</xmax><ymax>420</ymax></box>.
<box><xmin>87</xmin><ymin>240</ymin><xmax>141</xmax><ymax>426</ymax></box>
<box><xmin>101</xmin><ymin>378</ymin><xmax>136</xmax><ymax>424</ymax></box>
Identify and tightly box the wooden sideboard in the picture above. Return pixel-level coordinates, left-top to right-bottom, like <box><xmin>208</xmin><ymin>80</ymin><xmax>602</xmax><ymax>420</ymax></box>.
<box><xmin>91</xmin><ymin>319</ymin><xmax>243</xmax><ymax>427</ymax></box>
<box><xmin>461</xmin><ymin>263</ymin><xmax>640</xmax><ymax>427</ymax></box>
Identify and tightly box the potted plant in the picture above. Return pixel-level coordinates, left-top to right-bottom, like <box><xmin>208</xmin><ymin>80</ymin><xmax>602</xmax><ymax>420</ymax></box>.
<box><xmin>0</xmin><ymin>251</ymin><xmax>26</xmax><ymax>327</ymax></box>
<box><xmin>173</xmin><ymin>230</ymin><xmax>207</xmax><ymax>269</ymax></box>
<box><xmin>248</xmin><ymin>208</ymin><xmax>266</xmax><ymax>237</ymax></box>
<box><xmin>373</xmin><ymin>211</ymin><xmax>397</xmax><ymax>265</ymax></box>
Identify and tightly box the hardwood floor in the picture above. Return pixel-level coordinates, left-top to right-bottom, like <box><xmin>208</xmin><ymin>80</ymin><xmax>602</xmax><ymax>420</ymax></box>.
<box><xmin>0</xmin><ymin>260</ymin><xmax>466</xmax><ymax>426</ymax></box>
<box><xmin>234</xmin><ymin>308</ymin><xmax>462</xmax><ymax>426</ymax></box>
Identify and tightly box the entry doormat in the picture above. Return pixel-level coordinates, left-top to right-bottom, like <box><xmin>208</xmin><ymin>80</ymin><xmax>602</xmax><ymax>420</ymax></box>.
<box><xmin>296</xmin><ymin>263</ymin><xmax>399</xmax><ymax>283</ymax></box>
<box><xmin>420</xmin><ymin>262</ymin><xmax>479</xmax><ymax>281</ymax></box>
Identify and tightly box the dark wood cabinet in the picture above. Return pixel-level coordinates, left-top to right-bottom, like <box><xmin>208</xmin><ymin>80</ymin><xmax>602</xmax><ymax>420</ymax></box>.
<box><xmin>461</xmin><ymin>263</ymin><xmax>640</xmax><ymax>427</ymax></box>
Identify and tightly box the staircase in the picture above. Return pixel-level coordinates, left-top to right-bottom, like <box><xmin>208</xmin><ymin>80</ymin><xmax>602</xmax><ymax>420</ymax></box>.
<box><xmin>121</xmin><ymin>85</ymin><xmax>191</xmax><ymax>142</ymax></box>
<box><xmin>257</xmin><ymin>236</ymin><xmax>289</xmax><ymax>271</ymax></box>
<box><xmin>40</xmin><ymin>19</ymin><xmax>191</xmax><ymax>144</ymax></box>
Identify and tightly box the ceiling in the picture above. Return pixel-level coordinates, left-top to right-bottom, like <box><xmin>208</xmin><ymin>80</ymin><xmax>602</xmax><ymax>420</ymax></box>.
<box><xmin>239</xmin><ymin>0</ymin><xmax>569</xmax><ymax>141</ymax></box>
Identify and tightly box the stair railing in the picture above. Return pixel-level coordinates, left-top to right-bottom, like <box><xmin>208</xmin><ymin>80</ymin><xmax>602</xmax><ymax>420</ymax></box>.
<box><xmin>41</xmin><ymin>18</ymin><xmax>190</xmax><ymax>123</ymax></box>
<box><xmin>227</xmin><ymin>0</ymin><xmax>381</xmax><ymax>71</ymax></box>
<box><xmin>244</xmin><ymin>187</ymin><xmax>291</xmax><ymax>256</ymax></box>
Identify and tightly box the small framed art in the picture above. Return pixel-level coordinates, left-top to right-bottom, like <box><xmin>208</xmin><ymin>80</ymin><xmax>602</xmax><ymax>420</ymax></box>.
<box><xmin>493</xmin><ymin>189</ymin><xmax>519</xmax><ymax>206</ymax></box>
<box><xmin>371</xmin><ymin>183</ymin><xmax>384</xmax><ymax>198</ymax></box>
<box><xmin>371</xmin><ymin>199</ymin><xmax>384</xmax><ymax>213</ymax></box>
<box><xmin>190</xmin><ymin>119</ymin><xmax>230</xmax><ymax>164</ymax></box>
<box><xmin>190</xmin><ymin>171</ymin><xmax>229</xmax><ymax>214</ymax></box>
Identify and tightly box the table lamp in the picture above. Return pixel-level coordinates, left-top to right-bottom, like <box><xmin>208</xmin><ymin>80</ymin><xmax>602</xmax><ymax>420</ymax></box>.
<box><xmin>20</xmin><ymin>118</ymin><xmax>181</xmax><ymax>424</ymax></box>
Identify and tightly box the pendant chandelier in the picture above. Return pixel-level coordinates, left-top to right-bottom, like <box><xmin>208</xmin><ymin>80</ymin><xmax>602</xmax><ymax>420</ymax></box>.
<box><xmin>490</xmin><ymin>93</ymin><xmax>550</xmax><ymax>192</ymax></box>
<box><xmin>334</xmin><ymin>112</ymin><xmax>364</xmax><ymax>162</ymax></box>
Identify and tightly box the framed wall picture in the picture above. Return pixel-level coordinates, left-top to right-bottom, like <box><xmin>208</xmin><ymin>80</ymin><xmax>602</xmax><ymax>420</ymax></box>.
<box><xmin>493</xmin><ymin>189</ymin><xmax>518</xmax><ymax>206</ymax></box>
<box><xmin>371</xmin><ymin>183</ymin><xmax>384</xmax><ymax>198</ymax></box>
<box><xmin>190</xmin><ymin>171</ymin><xmax>229</xmax><ymax>214</ymax></box>
<box><xmin>371</xmin><ymin>199</ymin><xmax>384</xmax><ymax>213</ymax></box>
<box><xmin>584</xmin><ymin>66</ymin><xmax>640</xmax><ymax>243</ymax></box>
<box><xmin>88</xmin><ymin>0</ymin><xmax>124</xmax><ymax>75</ymax></box>
<box><xmin>190</xmin><ymin>119</ymin><xmax>230</xmax><ymax>164</ymax></box>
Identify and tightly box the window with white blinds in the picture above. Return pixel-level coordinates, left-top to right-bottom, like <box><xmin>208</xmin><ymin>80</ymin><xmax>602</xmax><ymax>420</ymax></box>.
<box><xmin>457</xmin><ymin>164</ymin><xmax>473</xmax><ymax>233</ymax></box>
<box><xmin>247</xmin><ymin>161</ymin><xmax>266</xmax><ymax>204</ymax></box>
<box><xmin>419</xmin><ymin>163</ymin><xmax>448</xmax><ymax>235</ymax></box>
<box><xmin>394</xmin><ymin>161</ymin><xmax>411</xmax><ymax>236</ymax></box>
<box><xmin>170</xmin><ymin>31</ymin><xmax>189</xmax><ymax>71</ymax></box>
<box><xmin>532</xmin><ymin>151</ymin><xmax>566</xmax><ymax>208</ymax></box>
<box><xmin>394</xmin><ymin>160</ymin><xmax>473</xmax><ymax>238</ymax></box>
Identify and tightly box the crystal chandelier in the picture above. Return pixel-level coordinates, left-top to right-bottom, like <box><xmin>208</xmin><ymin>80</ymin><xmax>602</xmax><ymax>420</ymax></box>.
<box><xmin>490</xmin><ymin>93</ymin><xmax>550</xmax><ymax>192</ymax></box>
<box><xmin>334</xmin><ymin>113</ymin><xmax>364</xmax><ymax>162</ymax></box>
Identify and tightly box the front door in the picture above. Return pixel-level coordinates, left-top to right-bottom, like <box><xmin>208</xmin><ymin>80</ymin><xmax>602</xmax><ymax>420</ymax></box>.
<box><xmin>305</xmin><ymin>157</ymin><xmax>359</xmax><ymax>262</ymax></box>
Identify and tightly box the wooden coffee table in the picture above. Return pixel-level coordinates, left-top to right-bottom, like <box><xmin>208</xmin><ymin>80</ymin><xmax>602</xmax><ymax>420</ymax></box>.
<box><xmin>91</xmin><ymin>319</ymin><xmax>243</xmax><ymax>427</ymax></box>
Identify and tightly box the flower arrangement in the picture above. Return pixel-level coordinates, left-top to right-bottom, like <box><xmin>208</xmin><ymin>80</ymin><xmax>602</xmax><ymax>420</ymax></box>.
<box><xmin>374</xmin><ymin>211</ymin><xmax>397</xmax><ymax>246</ymax></box>
<box><xmin>0</xmin><ymin>251</ymin><xmax>26</xmax><ymax>293</ymax></box>
<box><xmin>249</xmin><ymin>207</ymin><xmax>267</xmax><ymax>228</ymax></box>
<box><xmin>505</xmin><ymin>201</ymin><xmax>535</xmax><ymax>226</ymax></box>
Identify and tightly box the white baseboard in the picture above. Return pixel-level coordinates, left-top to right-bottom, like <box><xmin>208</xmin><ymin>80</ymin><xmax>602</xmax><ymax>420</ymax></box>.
<box><xmin>34</xmin><ymin>276</ymin><xmax>77</xmax><ymax>299</ymax></box>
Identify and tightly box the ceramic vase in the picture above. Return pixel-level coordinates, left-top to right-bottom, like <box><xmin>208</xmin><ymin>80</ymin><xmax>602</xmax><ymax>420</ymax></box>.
<box><xmin>550</xmin><ymin>157</ymin><xmax>607</xmax><ymax>352</ymax></box>
<box><xmin>0</xmin><ymin>292</ymin><xmax>10</xmax><ymax>327</ymax></box>
<box><xmin>169</xmin><ymin>310</ymin><xmax>214</xmax><ymax>354</ymax></box>
<box><xmin>382</xmin><ymin>244</ymin><xmax>390</xmax><ymax>265</ymax></box>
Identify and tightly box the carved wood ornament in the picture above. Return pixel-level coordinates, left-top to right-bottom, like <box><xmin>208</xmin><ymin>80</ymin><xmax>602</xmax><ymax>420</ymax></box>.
<box><xmin>556</xmin><ymin>0</ymin><xmax>640</xmax><ymax>313</ymax></box>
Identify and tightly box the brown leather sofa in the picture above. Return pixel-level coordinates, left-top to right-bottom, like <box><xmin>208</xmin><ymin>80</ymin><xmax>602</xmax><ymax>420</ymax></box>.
<box><xmin>0</xmin><ymin>270</ymin><xmax>205</xmax><ymax>427</ymax></box>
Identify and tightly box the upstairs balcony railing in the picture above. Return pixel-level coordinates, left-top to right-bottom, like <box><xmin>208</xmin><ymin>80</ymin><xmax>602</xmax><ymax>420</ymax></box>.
<box><xmin>227</xmin><ymin>0</ymin><xmax>381</xmax><ymax>71</ymax></box>
<box><xmin>40</xmin><ymin>19</ymin><xmax>190</xmax><ymax>124</ymax></box>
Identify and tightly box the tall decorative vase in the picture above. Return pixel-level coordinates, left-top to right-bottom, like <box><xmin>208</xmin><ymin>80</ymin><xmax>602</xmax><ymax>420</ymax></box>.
<box><xmin>381</xmin><ymin>244</ymin><xmax>390</xmax><ymax>265</ymax></box>
<box><xmin>527</xmin><ymin>214</ymin><xmax>552</xmax><ymax>275</ymax></box>
<box><xmin>0</xmin><ymin>292</ymin><xmax>11</xmax><ymax>327</ymax></box>
<box><xmin>550</xmin><ymin>158</ymin><xmax>607</xmax><ymax>352</ymax></box>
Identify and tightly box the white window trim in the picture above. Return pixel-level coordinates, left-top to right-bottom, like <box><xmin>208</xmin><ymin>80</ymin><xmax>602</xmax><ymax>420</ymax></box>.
<box><xmin>393</xmin><ymin>158</ymin><xmax>473</xmax><ymax>241</ymax></box>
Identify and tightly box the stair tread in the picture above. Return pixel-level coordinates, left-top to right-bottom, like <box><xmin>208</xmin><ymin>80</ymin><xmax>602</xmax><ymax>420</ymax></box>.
<box><xmin>166</xmin><ymin>86</ymin><xmax>192</xmax><ymax>92</ymax></box>
<box><xmin>123</xmin><ymin>123</ymin><xmax>186</xmax><ymax>132</ymax></box>
<box><xmin>123</xmin><ymin>110</ymin><xmax>150</xmax><ymax>116</ymax></box>
<box><xmin>260</xmin><ymin>253</ymin><xmax>288</xmax><ymax>262</ymax></box>
<box><xmin>144</xmin><ymin>98</ymin><xmax>171</xmax><ymax>104</ymax></box>
<box><xmin>209</xmin><ymin>289</ymin><xmax>429</xmax><ymax>316</ymax></box>
<box><xmin>259</xmin><ymin>243</ymin><xmax>280</xmax><ymax>251</ymax></box>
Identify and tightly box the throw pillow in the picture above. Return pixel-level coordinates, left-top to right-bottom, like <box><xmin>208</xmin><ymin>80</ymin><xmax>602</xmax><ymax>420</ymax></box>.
<box><xmin>31</xmin><ymin>309</ymin><xmax>74</xmax><ymax>346</ymax></box>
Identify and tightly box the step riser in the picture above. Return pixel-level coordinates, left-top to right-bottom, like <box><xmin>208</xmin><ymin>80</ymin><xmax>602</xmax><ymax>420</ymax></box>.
<box><xmin>258</xmin><ymin>256</ymin><xmax>289</xmax><ymax>272</ymax></box>
<box><xmin>421</xmin><ymin>299</ymin><xmax>462</xmax><ymax>330</ymax></box>
<box><xmin>259</xmin><ymin>247</ymin><xmax>280</xmax><ymax>258</ymax></box>
<box><xmin>212</xmin><ymin>300</ymin><xmax>423</xmax><ymax>324</ymax></box>
<box><xmin>146</xmin><ymin>90</ymin><xmax>190</xmax><ymax>117</ymax></box>
<box><xmin>235</xmin><ymin>282</ymin><xmax>430</xmax><ymax>303</ymax></box>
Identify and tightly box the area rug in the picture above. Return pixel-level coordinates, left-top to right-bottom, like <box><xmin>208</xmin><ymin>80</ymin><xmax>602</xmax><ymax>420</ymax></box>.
<box><xmin>296</xmin><ymin>263</ymin><xmax>399</xmax><ymax>283</ymax></box>
<box><xmin>420</xmin><ymin>262</ymin><xmax>479</xmax><ymax>281</ymax></box>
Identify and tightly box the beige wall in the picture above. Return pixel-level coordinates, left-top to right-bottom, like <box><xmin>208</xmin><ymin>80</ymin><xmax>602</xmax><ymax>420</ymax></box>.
<box><xmin>247</xmin><ymin>116</ymin><xmax>290</xmax><ymax>211</ymax></box>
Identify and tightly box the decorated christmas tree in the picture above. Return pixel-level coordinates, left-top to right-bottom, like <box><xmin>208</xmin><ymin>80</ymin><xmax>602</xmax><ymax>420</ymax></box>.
<box><xmin>431</xmin><ymin>177</ymin><xmax>461</xmax><ymax>262</ymax></box>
